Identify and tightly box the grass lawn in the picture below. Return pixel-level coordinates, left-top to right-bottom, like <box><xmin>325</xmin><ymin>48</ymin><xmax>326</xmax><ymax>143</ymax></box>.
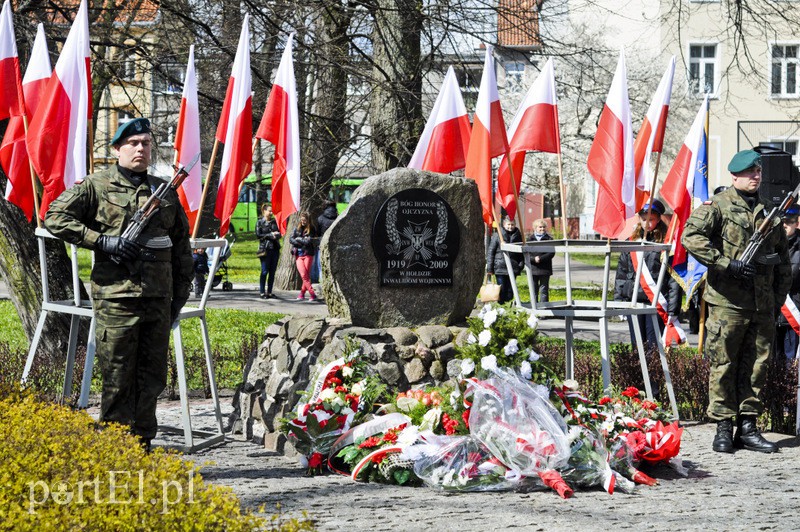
<box><xmin>0</xmin><ymin>300</ymin><xmax>282</xmax><ymax>390</ymax></box>
<box><xmin>515</xmin><ymin>274</ymin><xmax>610</xmax><ymax>303</ymax></box>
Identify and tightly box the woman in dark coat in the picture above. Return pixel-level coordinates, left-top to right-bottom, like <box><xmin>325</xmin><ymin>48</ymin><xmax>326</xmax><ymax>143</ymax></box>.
<box><xmin>486</xmin><ymin>216</ymin><xmax>524</xmax><ymax>304</ymax></box>
<box><xmin>528</xmin><ymin>218</ymin><xmax>555</xmax><ymax>303</ymax></box>
<box><xmin>614</xmin><ymin>200</ymin><xmax>681</xmax><ymax>351</ymax></box>
<box><xmin>255</xmin><ymin>204</ymin><xmax>281</xmax><ymax>298</ymax></box>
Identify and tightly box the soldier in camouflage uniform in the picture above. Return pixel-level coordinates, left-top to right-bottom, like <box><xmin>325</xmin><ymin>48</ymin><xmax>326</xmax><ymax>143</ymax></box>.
<box><xmin>682</xmin><ymin>149</ymin><xmax>791</xmax><ymax>454</ymax></box>
<box><xmin>45</xmin><ymin>118</ymin><xmax>193</xmax><ymax>450</ymax></box>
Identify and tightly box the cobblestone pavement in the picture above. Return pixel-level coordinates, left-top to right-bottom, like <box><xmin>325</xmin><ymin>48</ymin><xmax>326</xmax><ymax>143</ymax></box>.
<box><xmin>152</xmin><ymin>400</ymin><xmax>800</xmax><ymax>531</ymax></box>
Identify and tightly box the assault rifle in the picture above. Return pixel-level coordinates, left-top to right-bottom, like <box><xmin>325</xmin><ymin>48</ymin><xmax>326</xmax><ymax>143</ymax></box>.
<box><xmin>111</xmin><ymin>153</ymin><xmax>201</xmax><ymax>268</ymax></box>
<box><xmin>739</xmin><ymin>179</ymin><xmax>800</xmax><ymax>265</ymax></box>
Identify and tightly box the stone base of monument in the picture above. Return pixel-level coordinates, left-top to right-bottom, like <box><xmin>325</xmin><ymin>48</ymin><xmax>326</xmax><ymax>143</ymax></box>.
<box><xmin>229</xmin><ymin>315</ymin><xmax>469</xmax><ymax>453</ymax></box>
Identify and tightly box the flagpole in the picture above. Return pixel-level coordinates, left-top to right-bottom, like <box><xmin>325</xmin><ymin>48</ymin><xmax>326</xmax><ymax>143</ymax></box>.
<box><xmin>504</xmin><ymin>149</ymin><xmax>526</xmax><ymax>243</ymax></box>
<box><xmin>87</xmin><ymin>118</ymin><xmax>94</xmax><ymax>174</ymax></box>
<box><xmin>20</xmin><ymin>114</ymin><xmax>43</xmax><ymax>227</ymax></box>
<box><xmin>557</xmin><ymin>151</ymin><xmax>568</xmax><ymax>238</ymax></box>
<box><xmin>192</xmin><ymin>138</ymin><xmax>220</xmax><ymax>239</ymax></box>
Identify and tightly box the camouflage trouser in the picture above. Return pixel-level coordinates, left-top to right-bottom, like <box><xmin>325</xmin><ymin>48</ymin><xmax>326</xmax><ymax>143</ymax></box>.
<box><xmin>704</xmin><ymin>304</ymin><xmax>774</xmax><ymax>421</ymax></box>
<box><xmin>94</xmin><ymin>296</ymin><xmax>171</xmax><ymax>439</ymax></box>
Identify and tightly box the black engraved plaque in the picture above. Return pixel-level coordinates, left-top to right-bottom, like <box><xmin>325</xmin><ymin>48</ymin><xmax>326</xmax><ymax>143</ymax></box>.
<box><xmin>372</xmin><ymin>188</ymin><xmax>460</xmax><ymax>287</ymax></box>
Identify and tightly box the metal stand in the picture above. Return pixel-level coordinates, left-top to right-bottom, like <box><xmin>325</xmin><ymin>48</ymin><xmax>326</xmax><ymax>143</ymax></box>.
<box><xmin>21</xmin><ymin>228</ymin><xmax>96</xmax><ymax>404</ymax></box>
<box><xmin>156</xmin><ymin>237</ymin><xmax>227</xmax><ymax>453</ymax></box>
<box><xmin>501</xmin><ymin>239</ymin><xmax>680</xmax><ymax>420</ymax></box>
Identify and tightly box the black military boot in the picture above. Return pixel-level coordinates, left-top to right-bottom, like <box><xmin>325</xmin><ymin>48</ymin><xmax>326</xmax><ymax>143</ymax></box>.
<box><xmin>712</xmin><ymin>419</ymin><xmax>734</xmax><ymax>453</ymax></box>
<box><xmin>733</xmin><ymin>415</ymin><xmax>778</xmax><ymax>453</ymax></box>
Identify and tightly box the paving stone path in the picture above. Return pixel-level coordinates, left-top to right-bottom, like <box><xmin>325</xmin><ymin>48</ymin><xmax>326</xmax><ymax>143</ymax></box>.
<box><xmin>154</xmin><ymin>399</ymin><xmax>800</xmax><ymax>531</ymax></box>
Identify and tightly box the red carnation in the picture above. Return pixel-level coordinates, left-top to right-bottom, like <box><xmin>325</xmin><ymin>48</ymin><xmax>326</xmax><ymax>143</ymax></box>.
<box><xmin>462</xmin><ymin>410</ymin><xmax>470</xmax><ymax>429</ymax></box>
<box><xmin>621</xmin><ymin>386</ymin><xmax>640</xmax><ymax>398</ymax></box>
<box><xmin>359</xmin><ymin>436</ymin><xmax>381</xmax><ymax>449</ymax></box>
<box><xmin>641</xmin><ymin>400</ymin><xmax>658</xmax><ymax>410</ymax></box>
<box><xmin>335</xmin><ymin>385</ymin><xmax>347</xmax><ymax>393</ymax></box>
<box><xmin>598</xmin><ymin>396</ymin><xmax>612</xmax><ymax>405</ymax></box>
<box><xmin>308</xmin><ymin>452</ymin><xmax>324</xmax><ymax>469</ymax></box>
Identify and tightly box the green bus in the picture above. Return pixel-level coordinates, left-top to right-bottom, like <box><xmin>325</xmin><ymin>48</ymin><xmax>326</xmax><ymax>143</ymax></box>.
<box><xmin>228</xmin><ymin>176</ymin><xmax>365</xmax><ymax>234</ymax></box>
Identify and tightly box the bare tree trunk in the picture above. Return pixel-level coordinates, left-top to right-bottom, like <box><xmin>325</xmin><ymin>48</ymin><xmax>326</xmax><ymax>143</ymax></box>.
<box><xmin>0</xmin><ymin>179</ymin><xmax>87</xmax><ymax>358</ymax></box>
<box><xmin>369</xmin><ymin>0</ymin><xmax>423</xmax><ymax>171</ymax></box>
<box><xmin>302</xmin><ymin>1</ymin><xmax>353</xmax><ymax>212</ymax></box>
<box><xmin>275</xmin><ymin>213</ymin><xmax>301</xmax><ymax>291</ymax></box>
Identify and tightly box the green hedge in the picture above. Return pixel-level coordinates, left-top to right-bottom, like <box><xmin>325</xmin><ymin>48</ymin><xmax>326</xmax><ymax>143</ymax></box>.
<box><xmin>0</xmin><ymin>388</ymin><xmax>315</xmax><ymax>531</ymax></box>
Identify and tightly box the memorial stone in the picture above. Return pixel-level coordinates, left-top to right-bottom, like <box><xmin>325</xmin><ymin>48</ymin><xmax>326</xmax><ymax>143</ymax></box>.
<box><xmin>321</xmin><ymin>168</ymin><xmax>483</xmax><ymax>327</ymax></box>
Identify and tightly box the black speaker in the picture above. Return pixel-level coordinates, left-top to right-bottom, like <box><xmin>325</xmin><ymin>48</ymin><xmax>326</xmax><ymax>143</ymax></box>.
<box><xmin>756</xmin><ymin>145</ymin><xmax>800</xmax><ymax>206</ymax></box>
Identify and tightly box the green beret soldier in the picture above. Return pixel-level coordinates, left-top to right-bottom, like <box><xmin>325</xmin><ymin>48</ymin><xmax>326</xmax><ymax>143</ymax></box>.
<box><xmin>682</xmin><ymin>149</ymin><xmax>791</xmax><ymax>454</ymax></box>
<box><xmin>45</xmin><ymin>118</ymin><xmax>193</xmax><ymax>451</ymax></box>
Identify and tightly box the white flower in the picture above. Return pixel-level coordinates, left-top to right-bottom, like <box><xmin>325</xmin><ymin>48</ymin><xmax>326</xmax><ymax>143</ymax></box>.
<box><xmin>341</xmin><ymin>366</ymin><xmax>354</xmax><ymax>378</ymax></box>
<box><xmin>601</xmin><ymin>419</ymin><xmax>615</xmax><ymax>433</ymax></box>
<box><xmin>562</xmin><ymin>379</ymin><xmax>579</xmax><ymax>391</ymax></box>
<box><xmin>519</xmin><ymin>360</ymin><xmax>532</xmax><ymax>380</ymax></box>
<box><xmin>330</xmin><ymin>396</ymin><xmax>345</xmax><ymax>408</ymax></box>
<box><xmin>318</xmin><ymin>388</ymin><xmax>337</xmax><ymax>402</ymax></box>
<box><xmin>497</xmin><ymin>307</ymin><xmax>506</xmax><ymax>315</ymax></box>
<box><xmin>568</xmin><ymin>426</ymin><xmax>582</xmax><ymax>443</ymax></box>
<box><xmin>397</xmin><ymin>425</ymin><xmax>420</xmax><ymax>447</ymax></box>
<box><xmin>483</xmin><ymin>308</ymin><xmax>498</xmax><ymax>328</ymax></box>
<box><xmin>503</xmin><ymin>339</ymin><xmax>519</xmax><ymax>357</ymax></box>
<box><xmin>478</xmin><ymin>329</ymin><xmax>492</xmax><ymax>346</ymax></box>
<box><xmin>442</xmin><ymin>469</ymin><xmax>456</xmax><ymax>486</ymax></box>
<box><xmin>297</xmin><ymin>455</ymin><xmax>309</xmax><ymax>468</ymax></box>
<box><xmin>419</xmin><ymin>408</ymin><xmax>442</xmax><ymax>432</ymax></box>
<box><xmin>341</xmin><ymin>407</ymin><xmax>354</xmax><ymax>416</ymax></box>
<box><xmin>351</xmin><ymin>382</ymin><xmax>365</xmax><ymax>396</ymax></box>
<box><xmin>450</xmin><ymin>389</ymin><xmax>461</xmax><ymax>408</ymax></box>
<box><xmin>479</xmin><ymin>304</ymin><xmax>492</xmax><ymax>318</ymax></box>
<box><xmin>527</xmin><ymin>313</ymin><xmax>539</xmax><ymax>329</ymax></box>
<box><xmin>527</xmin><ymin>349</ymin><xmax>541</xmax><ymax>362</ymax></box>
<box><xmin>396</xmin><ymin>397</ymin><xmax>420</xmax><ymax>412</ymax></box>
<box><xmin>481</xmin><ymin>354</ymin><xmax>498</xmax><ymax>372</ymax></box>
<box><xmin>467</xmin><ymin>333</ymin><xmax>477</xmax><ymax>345</ymax></box>
<box><xmin>312</xmin><ymin>410</ymin><xmax>332</xmax><ymax>423</ymax></box>
<box><xmin>460</xmin><ymin>358</ymin><xmax>475</xmax><ymax>376</ymax></box>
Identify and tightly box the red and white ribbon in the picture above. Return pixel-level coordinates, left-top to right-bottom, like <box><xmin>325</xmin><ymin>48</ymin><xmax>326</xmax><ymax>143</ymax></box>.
<box><xmin>631</xmin><ymin>251</ymin><xmax>686</xmax><ymax>346</ymax></box>
<box><xmin>781</xmin><ymin>295</ymin><xmax>800</xmax><ymax>335</ymax></box>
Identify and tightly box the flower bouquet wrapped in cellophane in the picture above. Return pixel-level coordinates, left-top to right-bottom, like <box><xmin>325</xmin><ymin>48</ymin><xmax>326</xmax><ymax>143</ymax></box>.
<box><xmin>411</xmin><ymin>434</ymin><xmax>535</xmax><ymax>492</ymax></box>
<box><xmin>467</xmin><ymin>368</ymin><xmax>573</xmax><ymax>498</ymax></box>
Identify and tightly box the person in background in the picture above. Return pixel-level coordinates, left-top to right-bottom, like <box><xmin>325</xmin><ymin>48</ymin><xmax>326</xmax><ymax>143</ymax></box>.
<box><xmin>683</xmin><ymin>149</ymin><xmax>790</xmax><ymax>454</ymax></box>
<box><xmin>614</xmin><ymin>200</ymin><xmax>681</xmax><ymax>351</ymax></box>
<box><xmin>192</xmin><ymin>248</ymin><xmax>209</xmax><ymax>298</ymax></box>
<box><xmin>290</xmin><ymin>211</ymin><xmax>319</xmax><ymax>301</ymax></box>
<box><xmin>314</xmin><ymin>200</ymin><xmax>338</xmax><ymax>283</ymax></box>
<box><xmin>486</xmin><ymin>216</ymin><xmax>523</xmax><ymax>304</ymax></box>
<box><xmin>528</xmin><ymin>218</ymin><xmax>554</xmax><ymax>303</ymax></box>
<box><xmin>776</xmin><ymin>206</ymin><xmax>800</xmax><ymax>359</ymax></box>
<box><xmin>256</xmin><ymin>204</ymin><xmax>281</xmax><ymax>299</ymax></box>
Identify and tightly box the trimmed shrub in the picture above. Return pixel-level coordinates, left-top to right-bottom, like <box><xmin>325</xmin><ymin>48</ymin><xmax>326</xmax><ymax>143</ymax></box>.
<box><xmin>0</xmin><ymin>389</ymin><xmax>314</xmax><ymax>531</ymax></box>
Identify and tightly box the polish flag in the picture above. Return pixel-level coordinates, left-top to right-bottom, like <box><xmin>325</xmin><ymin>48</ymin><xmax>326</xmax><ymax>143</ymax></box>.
<box><xmin>781</xmin><ymin>295</ymin><xmax>800</xmax><ymax>336</ymax></box>
<box><xmin>174</xmin><ymin>45</ymin><xmax>202</xmax><ymax>231</ymax></box>
<box><xmin>660</xmin><ymin>95</ymin><xmax>709</xmax><ymax>266</ymax></box>
<box><xmin>631</xmin><ymin>251</ymin><xmax>686</xmax><ymax>346</ymax></box>
<box><xmin>408</xmin><ymin>65</ymin><xmax>471</xmax><ymax>174</ymax></box>
<box><xmin>465</xmin><ymin>45</ymin><xmax>508</xmax><ymax>225</ymax></box>
<box><xmin>0</xmin><ymin>0</ymin><xmax>23</xmax><ymax>120</ymax></box>
<box><xmin>497</xmin><ymin>58</ymin><xmax>560</xmax><ymax>220</ymax></box>
<box><xmin>2</xmin><ymin>20</ymin><xmax>48</xmax><ymax>220</ymax></box>
<box><xmin>27</xmin><ymin>0</ymin><xmax>91</xmax><ymax>218</ymax></box>
<box><xmin>587</xmin><ymin>49</ymin><xmax>635</xmax><ymax>238</ymax></box>
<box><xmin>214</xmin><ymin>15</ymin><xmax>253</xmax><ymax>237</ymax></box>
<box><xmin>632</xmin><ymin>56</ymin><xmax>675</xmax><ymax>209</ymax></box>
<box><xmin>256</xmin><ymin>32</ymin><xmax>300</xmax><ymax>234</ymax></box>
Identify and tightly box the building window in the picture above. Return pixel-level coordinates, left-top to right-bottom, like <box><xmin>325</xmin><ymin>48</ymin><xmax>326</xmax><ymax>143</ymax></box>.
<box><xmin>117</xmin><ymin>110</ymin><xmax>134</xmax><ymax>128</ymax></box>
<box><xmin>688</xmin><ymin>44</ymin><xmax>717</xmax><ymax>96</ymax></box>
<box><xmin>154</xmin><ymin>63</ymin><xmax>185</xmax><ymax>94</ymax></box>
<box><xmin>771</xmin><ymin>44</ymin><xmax>799</xmax><ymax>98</ymax></box>
<box><xmin>505</xmin><ymin>62</ymin><xmax>524</xmax><ymax>87</ymax></box>
<box><xmin>765</xmin><ymin>138</ymin><xmax>799</xmax><ymax>166</ymax></box>
<box><xmin>120</xmin><ymin>54</ymin><xmax>137</xmax><ymax>81</ymax></box>
<box><xmin>454</xmin><ymin>66</ymin><xmax>481</xmax><ymax>111</ymax></box>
